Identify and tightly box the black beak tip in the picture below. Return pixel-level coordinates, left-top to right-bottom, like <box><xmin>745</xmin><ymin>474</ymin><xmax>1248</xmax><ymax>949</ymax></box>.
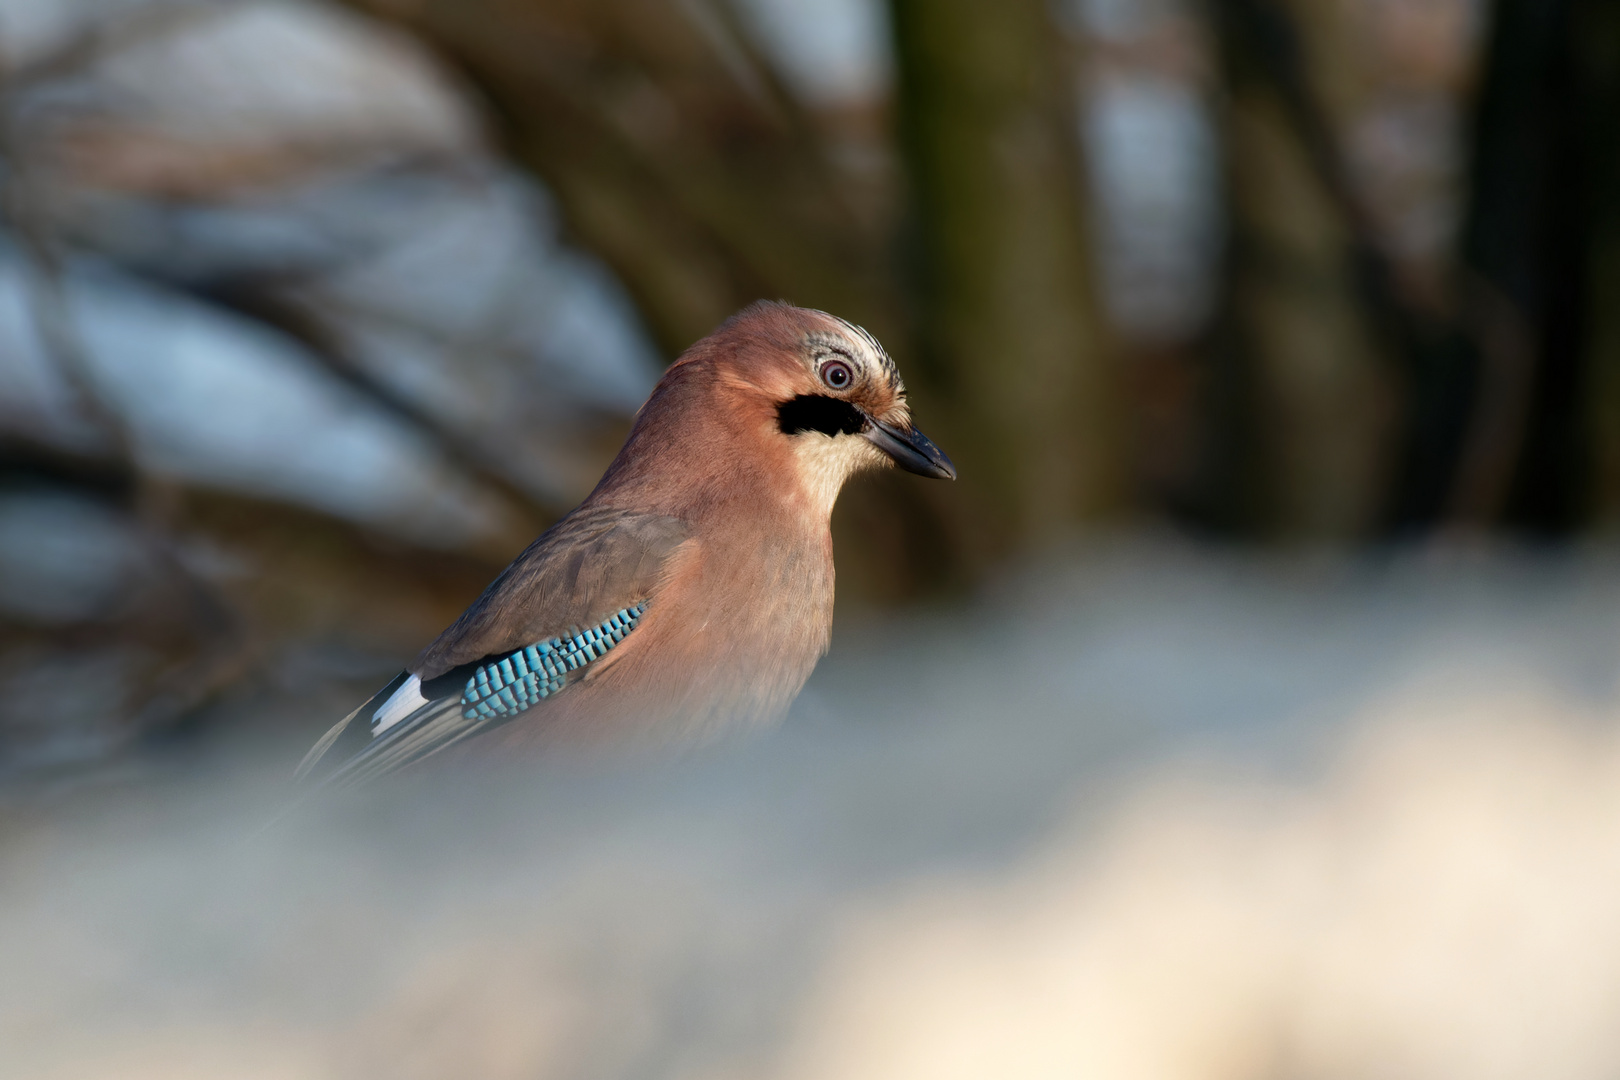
<box><xmin>921</xmin><ymin>445</ymin><xmax>957</xmax><ymax>481</ymax></box>
<box><xmin>864</xmin><ymin>417</ymin><xmax>957</xmax><ymax>480</ymax></box>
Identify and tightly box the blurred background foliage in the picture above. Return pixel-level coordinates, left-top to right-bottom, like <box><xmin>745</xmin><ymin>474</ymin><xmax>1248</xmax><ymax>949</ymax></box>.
<box><xmin>0</xmin><ymin>0</ymin><xmax>1614</xmax><ymax>776</ymax></box>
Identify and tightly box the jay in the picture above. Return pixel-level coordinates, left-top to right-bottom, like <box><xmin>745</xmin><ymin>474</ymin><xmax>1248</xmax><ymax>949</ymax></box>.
<box><xmin>297</xmin><ymin>301</ymin><xmax>954</xmax><ymax>785</ymax></box>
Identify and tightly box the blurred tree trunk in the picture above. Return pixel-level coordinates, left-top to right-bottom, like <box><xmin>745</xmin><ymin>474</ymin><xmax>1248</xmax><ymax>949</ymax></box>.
<box><xmin>1460</xmin><ymin>0</ymin><xmax>1620</xmax><ymax>532</ymax></box>
<box><xmin>1202</xmin><ymin>0</ymin><xmax>1396</xmax><ymax>539</ymax></box>
<box><xmin>888</xmin><ymin>0</ymin><xmax>1124</xmax><ymax>556</ymax></box>
<box><xmin>1579</xmin><ymin>3</ymin><xmax>1620</xmax><ymax>528</ymax></box>
<box><xmin>1457</xmin><ymin>0</ymin><xmax>1582</xmax><ymax>531</ymax></box>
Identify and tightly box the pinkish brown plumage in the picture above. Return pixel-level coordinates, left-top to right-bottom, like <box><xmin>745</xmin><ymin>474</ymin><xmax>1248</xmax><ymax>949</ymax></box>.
<box><xmin>297</xmin><ymin>302</ymin><xmax>953</xmax><ymax>784</ymax></box>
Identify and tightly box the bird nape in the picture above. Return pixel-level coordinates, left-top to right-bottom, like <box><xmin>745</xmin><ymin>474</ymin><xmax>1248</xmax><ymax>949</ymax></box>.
<box><xmin>296</xmin><ymin>301</ymin><xmax>955</xmax><ymax>788</ymax></box>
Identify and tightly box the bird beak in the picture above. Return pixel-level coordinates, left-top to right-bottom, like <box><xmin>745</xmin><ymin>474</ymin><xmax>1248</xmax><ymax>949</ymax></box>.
<box><xmin>862</xmin><ymin>415</ymin><xmax>957</xmax><ymax>480</ymax></box>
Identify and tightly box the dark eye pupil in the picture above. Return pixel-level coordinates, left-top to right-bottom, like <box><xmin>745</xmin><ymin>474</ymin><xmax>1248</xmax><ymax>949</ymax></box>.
<box><xmin>825</xmin><ymin>362</ymin><xmax>850</xmax><ymax>388</ymax></box>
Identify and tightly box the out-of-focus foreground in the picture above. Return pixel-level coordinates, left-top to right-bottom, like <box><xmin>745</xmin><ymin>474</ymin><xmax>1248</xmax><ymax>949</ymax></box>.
<box><xmin>7</xmin><ymin>546</ymin><xmax>1620</xmax><ymax>1080</ymax></box>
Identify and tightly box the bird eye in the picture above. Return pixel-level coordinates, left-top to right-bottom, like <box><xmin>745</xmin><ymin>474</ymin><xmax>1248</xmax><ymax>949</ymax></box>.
<box><xmin>821</xmin><ymin>359</ymin><xmax>853</xmax><ymax>390</ymax></box>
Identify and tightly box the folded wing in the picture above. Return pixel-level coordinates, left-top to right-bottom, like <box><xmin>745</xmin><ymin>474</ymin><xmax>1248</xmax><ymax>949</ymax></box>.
<box><xmin>296</xmin><ymin>506</ymin><xmax>690</xmax><ymax>786</ymax></box>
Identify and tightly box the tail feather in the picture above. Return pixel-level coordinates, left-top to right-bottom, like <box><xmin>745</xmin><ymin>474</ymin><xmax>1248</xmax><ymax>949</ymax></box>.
<box><xmin>293</xmin><ymin>707</ymin><xmax>361</xmax><ymax>783</ymax></box>
<box><xmin>311</xmin><ymin>695</ymin><xmax>489</xmax><ymax>790</ymax></box>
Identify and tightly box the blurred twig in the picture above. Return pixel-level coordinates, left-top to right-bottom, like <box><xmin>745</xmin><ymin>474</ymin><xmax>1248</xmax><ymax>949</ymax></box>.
<box><xmin>691</xmin><ymin>0</ymin><xmax>871</xmax><ymax>232</ymax></box>
<box><xmin>196</xmin><ymin>279</ymin><xmax>562</xmax><ymax>532</ymax></box>
<box><xmin>338</xmin><ymin>0</ymin><xmax>901</xmax><ymax>355</ymax></box>
<box><xmin>1210</xmin><ymin>0</ymin><xmax>1437</xmax><ymax>363</ymax></box>
<box><xmin>0</xmin><ymin>1</ymin><xmax>231</xmax><ymax>90</ymax></box>
<box><xmin>3</xmin><ymin>3</ymin><xmax>555</xmax><ymax>536</ymax></box>
<box><xmin>0</xmin><ymin>39</ymin><xmax>247</xmax><ymax>732</ymax></box>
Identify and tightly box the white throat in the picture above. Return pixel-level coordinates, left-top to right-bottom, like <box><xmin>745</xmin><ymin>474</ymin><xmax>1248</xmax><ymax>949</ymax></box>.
<box><xmin>789</xmin><ymin>432</ymin><xmax>888</xmax><ymax>520</ymax></box>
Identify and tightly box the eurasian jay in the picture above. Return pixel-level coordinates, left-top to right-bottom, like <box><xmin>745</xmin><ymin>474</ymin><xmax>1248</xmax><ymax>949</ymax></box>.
<box><xmin>296</xmin><ymin>301</ymin><xmax>954</xmax><ymax>785</ymax></box>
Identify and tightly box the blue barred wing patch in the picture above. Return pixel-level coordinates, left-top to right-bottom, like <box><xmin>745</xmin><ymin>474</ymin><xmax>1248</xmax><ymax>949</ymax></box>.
<box><xmin>460</xmin><ymin>602</ymin><xmax>649</xmax><ymax>721</ymax></box>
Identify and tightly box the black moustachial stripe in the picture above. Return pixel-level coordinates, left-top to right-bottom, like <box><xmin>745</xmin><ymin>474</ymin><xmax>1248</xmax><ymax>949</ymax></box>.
<box><xmin>777</xmin><ymin>394</ymin><xmax>865</xmax><ymax>437</ymax></box>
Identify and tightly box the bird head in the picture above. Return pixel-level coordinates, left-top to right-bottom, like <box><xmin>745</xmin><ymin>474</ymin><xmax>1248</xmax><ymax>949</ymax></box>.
<box><xmin>697</xmin><ymin>303</ymin><xmax>955</xmax><ymax>514</ymax></box>
<box><xmin>604</xmin><ymin>302</ymin><xmax>954</xmax><ymax>521</ymax></box>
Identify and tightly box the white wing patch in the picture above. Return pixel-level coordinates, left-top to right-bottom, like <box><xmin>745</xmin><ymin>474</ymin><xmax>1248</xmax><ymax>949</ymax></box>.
<box><xmin>371</xmin><ymin>673</ymin><xmax>427</xmax><ymax>736</ymax></box>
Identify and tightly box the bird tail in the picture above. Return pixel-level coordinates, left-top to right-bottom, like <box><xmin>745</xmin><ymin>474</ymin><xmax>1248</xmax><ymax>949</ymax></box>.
<box><xmin>298</xmin><ymin>694</ymin><xmax>492</xmax><ymax>792</ymax></box>
<box><xmin>293</xmin><ymin>707</ymin><xmax>361</xmax><ymax>783</ymax></box>
<box><xmin>292</xmin><ymin>674</ymin><xmax>408</xmax><ymax>785</ymax></box>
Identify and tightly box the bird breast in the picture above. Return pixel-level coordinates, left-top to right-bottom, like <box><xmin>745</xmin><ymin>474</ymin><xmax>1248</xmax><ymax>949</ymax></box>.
<box><xmin>639</xmin><ymin>525</ymin><xmax>836</xmax><ymax>737</ymax></box>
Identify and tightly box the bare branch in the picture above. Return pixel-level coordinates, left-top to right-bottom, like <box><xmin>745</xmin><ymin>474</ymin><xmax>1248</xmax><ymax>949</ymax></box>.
<box><xmin>194</xmin><ymin>280</ymin><xmax>562</xmax><ymax>531</ymax></box>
